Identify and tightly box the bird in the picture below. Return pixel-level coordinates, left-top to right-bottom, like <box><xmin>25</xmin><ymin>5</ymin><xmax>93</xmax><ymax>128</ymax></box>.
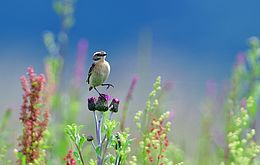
<box><xmin>86</xmin><ymin>50</ymin><xmax>114</xmax><ymax>96</ymax></box>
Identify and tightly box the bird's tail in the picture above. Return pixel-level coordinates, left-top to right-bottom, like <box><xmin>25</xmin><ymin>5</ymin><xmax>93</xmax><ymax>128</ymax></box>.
<box><xmin>89</xmin><ymin>86</ymin><xmax>93</xmax><ymax>91</ymax></box>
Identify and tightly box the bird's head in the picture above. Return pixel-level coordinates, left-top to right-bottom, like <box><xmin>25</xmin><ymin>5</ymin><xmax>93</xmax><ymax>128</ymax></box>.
<box><xmin>93</xmin><ymin>51</ymin><xmax>107</xmax><ymax>62</ymax></box>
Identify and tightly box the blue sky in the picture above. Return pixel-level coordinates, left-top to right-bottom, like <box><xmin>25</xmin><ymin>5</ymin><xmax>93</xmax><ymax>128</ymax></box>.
<box><xmin>1</xmin><ymin>0</ymin><xmax>260</xmax><ymax>54</ymax></box>
<box><xmin>1</xmin><ymin>0</ymin><xmax>260</xmax><ymax>112</ymax></box>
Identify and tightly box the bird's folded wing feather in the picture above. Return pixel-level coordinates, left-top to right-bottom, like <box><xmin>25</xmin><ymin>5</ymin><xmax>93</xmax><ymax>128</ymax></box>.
<box><xmin>87</xmin><ymin>63</ymin><xmax>95</xmax><ymax>84</ymax></box>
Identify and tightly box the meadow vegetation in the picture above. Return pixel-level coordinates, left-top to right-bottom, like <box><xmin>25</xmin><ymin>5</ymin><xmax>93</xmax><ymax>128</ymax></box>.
<box><xmin>0</xmin><ymin>0</ymin><xmax>260</xmax><ymax>164</ymax></box>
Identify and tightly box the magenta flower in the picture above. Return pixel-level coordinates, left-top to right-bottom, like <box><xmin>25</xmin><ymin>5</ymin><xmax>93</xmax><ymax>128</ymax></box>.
<box><xmin>87</xmin><ymin>94</ymin><xmax>120</xmax><ymax>112</ymax></box>
<box><xmin>73</xmin><ymin>39</ymin><xmax>88</xmax><ymax>89</ymax></box>
<box><xmin>110</xmin><ymin>98</ymin><xmax>120</xmax><ymax>113</ymax></box>
<box><xmin>125</xmin><ymin>75</ymin><xmax>139</xmax><ymax>103</ymax></box>
<box><xmin>88</xmin><ymin>97</ymin><xmax>96</xmax><ymax>111</ymax></box>
<box><xmin>95</xmin><ymin>94</ymin><xmax>110</xmax><ymax>112</ymax></box>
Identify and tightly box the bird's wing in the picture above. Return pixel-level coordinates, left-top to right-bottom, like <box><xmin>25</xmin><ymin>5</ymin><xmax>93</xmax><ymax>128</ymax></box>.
<box><xmin>87</xmin><ymin>63</ymin><xmax>95</xmax><ymax>84</ymax></box>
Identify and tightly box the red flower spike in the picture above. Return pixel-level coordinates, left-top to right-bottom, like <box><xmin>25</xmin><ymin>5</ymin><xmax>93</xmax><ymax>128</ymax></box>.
<box><xmin>18</xmin><ymin>67</ymin><xmax>49</xmax><ymax>164</ymax></box>
<box><xmin>64</xmin><ymin>149</ymin><xmax>76</xmax><ymax>165</ymax></box>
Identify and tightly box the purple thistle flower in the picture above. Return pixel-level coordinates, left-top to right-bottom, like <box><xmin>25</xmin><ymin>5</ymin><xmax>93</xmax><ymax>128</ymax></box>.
<box><xmin>110</xmin><ymin>98</ymin><xmax>120</xmax><ymax>113</ymax></box>
<box><xmin>95</xmin><ymin>94</ymin><xmax>110</xmax><ymax>112</ymax></box>
<box><xmin>88</xmin><ymin>97</ymin><xmax>96</xmax><ymax>111</ymax></box>
<box><xmin>102</xmin><ymin>94</ymin><xmax>111</xmax><ymax>101</ymax></box>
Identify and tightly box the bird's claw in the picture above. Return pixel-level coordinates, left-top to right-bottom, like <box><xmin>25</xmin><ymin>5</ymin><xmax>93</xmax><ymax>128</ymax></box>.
<box><xmin>102</xmin><ymin>83</ymin><xmax>114</xmax><ymax>90</ymax></box>
<box><xmin>106</xmin><ymin>84</ymin><xmax>114</xmax><ymax>90</ymax></box>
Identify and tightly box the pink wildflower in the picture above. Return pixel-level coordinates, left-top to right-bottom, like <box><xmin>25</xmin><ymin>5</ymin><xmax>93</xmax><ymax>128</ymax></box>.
<box><xmin>18</xmin><ymin>67</ymin><xmax>49</xmax><ymax>164</ymax></box>
<box><xmin>236</xmin><ymin>53</ymin><xmax>246</xmax><ymax>66</ymax></box>
<box><xmin>125</xmin><ymin>75</ymin><xmax>139</xmax><ymax>103</ymax></box>
<box><xmin>73</xmin><ymin>39</ymin><xmax>88</xmax><ymax>89</ymax></box>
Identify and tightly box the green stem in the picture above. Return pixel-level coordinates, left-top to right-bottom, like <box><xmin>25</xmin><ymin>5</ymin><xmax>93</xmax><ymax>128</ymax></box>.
<box><xmin>120</xmin><ymin>103</ymin><xmax>129</xmax><ymax>131</ymax></box>
<box><xmin>155</xmin><ymin>142</ymin><xmax>163</xmax><ymax>165</ymax></box>
<box><xmin>75</xmin><ymin>144</ymin><xmax>85</xmax><ymax>165</ymax></box>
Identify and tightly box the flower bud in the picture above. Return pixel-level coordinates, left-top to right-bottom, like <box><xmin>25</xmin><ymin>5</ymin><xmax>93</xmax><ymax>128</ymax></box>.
<box><xmin>109</xmin><ymin>98</ymin><xmax>120</xmax><ymax>113</ymax></box>
<box><xmin>87</xmin><ymin>135</ymin><xmax>94</xmax><ymax>142</ymax></box>
<box><xmin>88</xmin><ymin>97</ymin><xmax>96</xmax><ymax>111</ymax></box>
<box><xmin>95</xmin><ymin>94</ymin><xmax>110</xmax><ymax>112</ymax></box>
<box><xmin>115</xmin><ymin>133</ymin><xmax>121</xmax><ymax>150</ymax></box>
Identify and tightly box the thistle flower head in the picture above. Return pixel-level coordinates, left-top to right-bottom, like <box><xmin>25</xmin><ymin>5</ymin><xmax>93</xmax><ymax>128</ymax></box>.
<box><xmin>110</xmin><ymin>98</ymin><xmax>120</xmax><ymax>113</ymax></box>
<box><xmin>95</xmin><ymin>94</ymin><xmax>110</xmax><ymax>112</ymax></box>
<box><xmin>88</xmin><ymin>97</ymin><xmax>96</xmax><ymax>111</ymax></box>
<box><xmin>101</xmin><ymin>94</ymin><xmax>111</xmax><ymax>101</ymax></box>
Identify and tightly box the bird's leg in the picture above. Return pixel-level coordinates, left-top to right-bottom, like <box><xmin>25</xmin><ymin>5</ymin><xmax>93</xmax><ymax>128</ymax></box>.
<box><xmin>94</xmin><ymin>87</ymin><xmax>102</xmax><ymax>96</ymax></box>
<box><xmin>101</xmin><ymin>83</ymin><xmax>114</xmax><ymax>90</ymax></box>
<box><xmin>94</xmin><ymin>87</ymin><xmax>107</xmax><ymax>100</ymax></box>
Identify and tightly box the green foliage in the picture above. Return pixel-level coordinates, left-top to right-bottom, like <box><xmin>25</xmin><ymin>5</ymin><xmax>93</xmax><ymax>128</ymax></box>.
<box><xmin>104</xmin><ymin>119</ymin><xmax>118</xmax><ymax>140</ymax></box>
<box><xmin>16</xmin><ymin>152</ymin><xmax>26</xmax><ymax>165</ymax></box>
<box><xmin>64</xmin><ymin>112</ymin><xmax>132</xmax><ymax>165</ymax></box>
<box><xmin>0</xmin><ymin>146</ymin><xmax>11</xmax><ymax>165</ymax></box>
<box><xmin>42</xmin><ymin>1</ymin><xmax>80</xmax><ymax>163</ymax></box>
<box><xmin>0</xmin><ymin>108</ymin><xmax>12</xmax><ymax>162</ymax></box>
<box><xmin>65</xmin><ymin>124</ymin><xmax>86</xmax><ymax>164</ymax></box>
<box><xmin>134</xmin><ymin>76</ymin><xmax>179</xmax><ymax>165</ymax></box>
<box><xmin>226</xmin><ymin>37</ymin><xmax>260</xmax><ymax>131</ymax></box>
<box><xmin>221</xmin><ymin>97</ymin><xmax>260</xmax><ymax>165</ymax></box>
<box><xmin>0</xmin><ymin>109</ymin><xmax>11</xmax><ymax>132</ymax></box>
<box><xmin>221</xmin><ymin>37</ymin><xmax>260</xmax><ymax>164</ymax></box>
<box><xmin>53</xmin><ymin>0</ymin><xmax>76</xmax><ymax>29</ymax></box>
<box><xmin>113</xmin><ymin>131</ymin><xmax>132</xmax><ymax>164</ymax></box>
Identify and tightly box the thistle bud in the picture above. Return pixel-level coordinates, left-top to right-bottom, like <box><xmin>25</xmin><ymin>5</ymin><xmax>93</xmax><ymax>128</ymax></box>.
<box><xmin>87</xmin><ymin>135</ymin><xmax>94</xmax><ymax>142</ymax></box>
<box><xmin>115</xmin><ymin>133</ymin><xmax>121</xmax><ymax>150</ymax></box>
<box><xmin>88</xmin><ymin>97</ymin><xmax>96</xmax><ymax>111</ymax></box>
<box><xmin>109</xmin><ymin>98</ymin><xmax>120</xmax><ymax>113</ymax></box>
<box><xmin>95</xmin><ymin>94</ymin><xmax>110</xmax><ymax>112</ymax></box>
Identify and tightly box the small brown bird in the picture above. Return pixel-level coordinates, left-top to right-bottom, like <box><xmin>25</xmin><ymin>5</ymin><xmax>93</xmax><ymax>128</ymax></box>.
<box><xmin>86</xmin><ymin>51</ymin><xmax>114</xmax><ymax>95</ymax></box>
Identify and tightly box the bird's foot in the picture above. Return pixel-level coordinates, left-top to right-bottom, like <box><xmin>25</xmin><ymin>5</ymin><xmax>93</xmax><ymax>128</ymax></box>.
<box><xmin>101</xmin><ymin>83</ymin><xmax>114</xmax><ymax>90</ymax></box>
<box><xmin>99</xmin><ymin>93</ymin><xmax>107</xmax><ymax>100</ymax></box>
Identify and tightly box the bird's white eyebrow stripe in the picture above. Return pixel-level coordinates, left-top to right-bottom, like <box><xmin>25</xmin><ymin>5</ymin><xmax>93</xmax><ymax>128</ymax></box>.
<box><xmin>93</xmin><ymin>52</ymin><xmax>100</xmax><ymax>56</ymax></box>
<box><xmin>93</xmin><ymin>51</ymin><xmax>107</xmax><ymax>56</ymax></box>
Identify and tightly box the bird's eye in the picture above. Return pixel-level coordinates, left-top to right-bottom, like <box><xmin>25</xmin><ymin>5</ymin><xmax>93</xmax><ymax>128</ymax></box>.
<box><xmin>94</xmin><ymin>57</ymin><xmax>101</xmax><ymax>61</ymax></box>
